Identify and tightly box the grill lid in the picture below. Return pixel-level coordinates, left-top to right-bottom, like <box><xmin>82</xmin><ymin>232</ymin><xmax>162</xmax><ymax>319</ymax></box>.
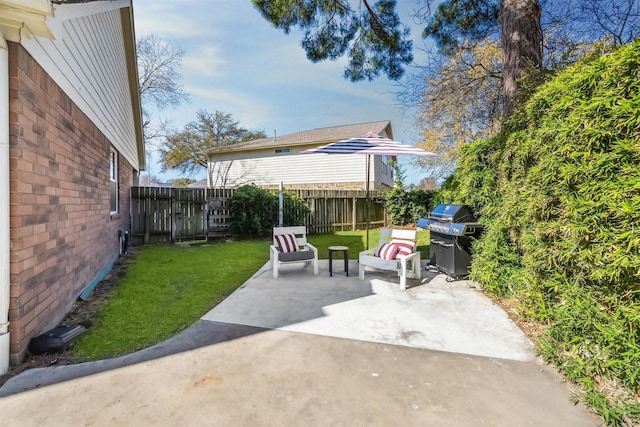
<box><xmin>429</xmin><ymin>204</ymin><xmax>473</xmax><ymax>223</ymax></box>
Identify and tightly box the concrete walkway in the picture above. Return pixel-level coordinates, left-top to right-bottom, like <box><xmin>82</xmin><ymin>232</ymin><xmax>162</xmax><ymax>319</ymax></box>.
<box><xmin>0</xmin><ymin>261</ymin><xmax>602</xmax><ymax>426</ymax></box>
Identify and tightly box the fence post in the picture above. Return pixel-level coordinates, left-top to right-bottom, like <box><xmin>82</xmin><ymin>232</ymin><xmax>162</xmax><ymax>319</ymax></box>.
<box><xmin>278</xmin><ymin>181</ymin><xmax>283</xmax><ymax>227</ymax></box>
<box><xmin>144</xmin><ymin>212</ymin><xmax>150</xmax><ymax>244</ymax></box>
<box><xmin>352</xmin><ymin>197</ymin><xmax>356</xmax><ymax>231</ymax></box>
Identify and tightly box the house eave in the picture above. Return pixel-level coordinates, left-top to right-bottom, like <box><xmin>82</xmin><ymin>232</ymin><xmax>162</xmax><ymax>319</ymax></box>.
<box><xmin>0</xmin><ymin>0</ymin><xmax>55</xmax><ymax>41</ymax></box>
<box><xmin>119</xmin><ymin>5</ymin><xmax>145</xmax><ymax>171</ymax></box>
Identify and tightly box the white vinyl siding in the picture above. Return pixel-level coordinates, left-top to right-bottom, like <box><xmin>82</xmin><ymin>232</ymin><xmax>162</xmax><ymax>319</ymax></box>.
<box><xmin>20</xmin><ymin>8</ymin><xmax>140</xmax><ymax>170</ymax></box>
<box><xmin>208</xmin><ymin>148</ymin><xmax>395</xmax><ymax>189</ymax></box>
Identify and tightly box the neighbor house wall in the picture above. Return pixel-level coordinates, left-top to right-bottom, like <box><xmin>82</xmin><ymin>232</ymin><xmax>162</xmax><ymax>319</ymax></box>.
<box><xmin>208</xmin><ymin>148</ymin><xmax>394</xmax><ymax>190</ymax></box>
<box><xmin>7</xmin><ymin>43</ymin><xmax>132</xmax><ymax>364</ymax></box>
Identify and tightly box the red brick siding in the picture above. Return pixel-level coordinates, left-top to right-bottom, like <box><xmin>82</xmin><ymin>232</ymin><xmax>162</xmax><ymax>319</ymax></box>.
<box><xmin>7</xmin><ymin>42</ymin><xmax>134</xmax><ymax>363</ymax></box>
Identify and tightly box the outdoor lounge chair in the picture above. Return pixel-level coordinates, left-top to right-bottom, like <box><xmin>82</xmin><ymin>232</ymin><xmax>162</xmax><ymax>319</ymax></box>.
<box><xmin>270</xmin><ymin>226</ymin><xmax>319</xmax><ymax>278</ymax></box>
<box><xmin>358</xmin><ymin>228</ymin><xmax>421</xmax><ymax>289</ymax></box>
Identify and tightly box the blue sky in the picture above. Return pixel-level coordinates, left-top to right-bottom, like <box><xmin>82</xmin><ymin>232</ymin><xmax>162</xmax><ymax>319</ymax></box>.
<box><xmin>133</xmin><ymin>0</ymin><xmax>433</xmax><ymax>185</ymax></box>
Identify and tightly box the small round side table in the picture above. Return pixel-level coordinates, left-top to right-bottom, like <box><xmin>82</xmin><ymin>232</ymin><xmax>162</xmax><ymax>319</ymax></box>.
<box><xmin>328</xmin><ymin>246</ymin><xmax>349</xmax><ymax>277</ymax></box>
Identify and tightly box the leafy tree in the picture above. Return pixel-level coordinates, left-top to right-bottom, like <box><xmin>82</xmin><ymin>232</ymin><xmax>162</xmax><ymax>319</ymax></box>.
<box><xmin>170</xmin><ymin>178</ymin><xmax>197</xmax><ymax>188</ymax></box>
<box><xmin>421</xmin><ymin>0</ymin><xmax>640</xmax><ymax>116</ymax></box>
<box><xmin>424</xmin><ymin>0</ymin><xmax>542</xmax><ymax>116</ymax></box>
<box><xmin>413</xmin><ymin>39</ymin><xmax>503</xmax><ymax>178</ymax></box>
<box><xmin>252</xmin><ymin>0</ymin><xmax>414</xmax><ymax>81</ymax></box>
<box><xmin>136</xmin><ymin>34</ymin><xmax>190</xmax><ymax>146</ymax></box>
<box><xmin>417</xmin><ymin>176</ymin><xmax>439</xmax><ymax>191</ymax></box>
<box><xmin>159</xmin><ymin>110</ymin><xmax>266</xmax><ymax>177</ymax></box>
<box><xmin>406</xmin><ymin>0</ymin><xmax>640</xmax><ymax>179</ymax></box>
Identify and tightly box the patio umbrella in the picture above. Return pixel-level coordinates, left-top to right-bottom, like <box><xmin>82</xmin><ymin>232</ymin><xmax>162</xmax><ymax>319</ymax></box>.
<box><xmin>300</xmin><ymin>132</ymin><xmax>438</xmax><ymax>248</ymax></box>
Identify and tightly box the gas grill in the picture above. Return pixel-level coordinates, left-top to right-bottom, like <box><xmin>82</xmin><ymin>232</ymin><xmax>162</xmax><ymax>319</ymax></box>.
<box><xmin>417</xmin><ymin>204</ymin><xmax>483</xmax><ymax>278</ymax></box>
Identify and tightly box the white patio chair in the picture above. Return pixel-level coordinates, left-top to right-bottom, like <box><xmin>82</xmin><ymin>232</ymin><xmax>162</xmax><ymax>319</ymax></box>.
<box><xmin>358</xmin><ymin>228</ymin><xmax>421</xmax><ymax>289</ymax></box>
<box><xmin>270</xmin><ymin>226</ymin><xmax>319</xmax><ymax>278</ymax></box>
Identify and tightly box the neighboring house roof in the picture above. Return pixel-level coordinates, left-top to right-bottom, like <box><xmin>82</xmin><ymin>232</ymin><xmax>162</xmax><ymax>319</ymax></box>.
<box><xmin>187</xmin><ymin>179</ymin><xmax>208</xmax><ymax>188</ymax></box>
<box><xmin>206</xmin><ymin>120</ymin><xmax>392</xmax><ymax>156</ymax></box>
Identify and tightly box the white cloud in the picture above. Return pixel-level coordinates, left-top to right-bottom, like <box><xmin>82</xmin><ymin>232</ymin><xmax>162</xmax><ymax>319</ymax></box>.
<box><xmin>134</xmin><ymin>0</ymin><xmax>431</xmax><ymax>184</ymax></box>
<box><xmin>182</xmin><ymin>45</ymin><xmax>227</xmax><ymax>78</ymax></box>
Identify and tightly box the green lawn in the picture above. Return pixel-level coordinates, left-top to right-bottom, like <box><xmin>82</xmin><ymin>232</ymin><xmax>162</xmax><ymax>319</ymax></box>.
<box><xmin>73</xmin><ymin>230</ymin><xmax>429</xmax><ymax>361</ymax></box>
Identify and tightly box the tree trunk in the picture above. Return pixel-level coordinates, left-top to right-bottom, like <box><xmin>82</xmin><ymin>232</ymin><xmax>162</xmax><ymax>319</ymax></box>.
<box><xmin>499</xmin><ymin>0</ymin><xmax>543</xmax><ymax>117</ymax></box>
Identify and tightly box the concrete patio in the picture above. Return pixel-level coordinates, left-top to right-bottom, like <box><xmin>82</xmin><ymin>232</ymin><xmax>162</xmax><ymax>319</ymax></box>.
<box><xmin>0</xmin><ymin>260</ymin><xmax>601</xmax><ymax>426</ymax></box>
<box><xmin>202</xmin><ymin>261</ymin><xmax>534</xmax><ymax>362</ymax></box>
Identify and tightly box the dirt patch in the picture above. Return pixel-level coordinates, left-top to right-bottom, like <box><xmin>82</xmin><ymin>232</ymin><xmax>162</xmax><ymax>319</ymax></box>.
<box><xmin>0</xmin><ymin>247</ymin><xmax>139</xmax><ymax>388</ymax></box>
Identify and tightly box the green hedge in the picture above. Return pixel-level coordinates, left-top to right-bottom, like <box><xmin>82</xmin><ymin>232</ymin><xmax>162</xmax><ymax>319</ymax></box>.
<box><xmin>440</xmin><ymin>40</ymin><xmax>640</xmax><ymax>425</ymax></box>
<box><xmin>228</xmin><ymin>185</ymin><xmax>310</xmax><ymax>238</ymax></box>
<box><xmin>383</xmin><ymin>188</ymin><xmax>435</xmax><ymax>226</ymax></box>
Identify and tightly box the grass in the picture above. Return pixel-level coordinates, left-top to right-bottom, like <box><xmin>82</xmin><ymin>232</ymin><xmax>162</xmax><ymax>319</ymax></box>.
<box><xmin>73</xmin><ymin>229</ymin><xmax>430</xmax><ymax>361</ymax></box>
<box><xmin>308</xmin><ymin>229</ymin><xmax>430</xmax><ymax>260</ymax></box>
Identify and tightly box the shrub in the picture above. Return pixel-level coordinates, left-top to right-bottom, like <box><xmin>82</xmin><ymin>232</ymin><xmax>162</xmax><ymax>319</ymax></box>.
<box><xmin>228</xmin><ymin>186</ymin><xmax>311</xmax><ymax>238</ymax></box>
<box><xmin>229</xmin><ymin>185</ymin><xmax>277</xmax><ymax>238</ymax></box>
<box><xmin>280</xmin><ymin>190</ymin><xmax>311</xmax><ymax>227</ymax></box>
<box><xmin>384</xmin><ymin>188</ymin><xmax>435</xmax><ymax>225</ymax></box>
<box><xmin>440</xmin><ymin>40</ymin><xmax>640</xmax><ymax>424</ymax></box>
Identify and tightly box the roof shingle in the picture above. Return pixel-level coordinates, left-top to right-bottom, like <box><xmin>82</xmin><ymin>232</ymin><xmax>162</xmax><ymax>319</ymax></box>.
<box><xmin>207</xmin><ymin>120</ymin><xmax>392</xmax><ymax>155</ymax></box>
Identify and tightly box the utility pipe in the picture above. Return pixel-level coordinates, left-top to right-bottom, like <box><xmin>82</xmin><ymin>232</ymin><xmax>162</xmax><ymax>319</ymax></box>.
<box><xmin>0</xmin><ymin>33</ymin><xmax>11</xmax><ymax>374</ymax></box>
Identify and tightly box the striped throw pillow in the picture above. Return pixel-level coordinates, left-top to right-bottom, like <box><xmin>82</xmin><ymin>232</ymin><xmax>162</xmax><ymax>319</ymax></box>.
<box><xmin>376</xmin><ymin>243</ymin><xmax>400</xmax><ymax>260</ymax></box>
<box><xmin>275</xmin><ymin>234</ymin><xmax>298</xmax><ymax>253</ymax></box>
<box><xmin>391</xmin><ymin>239</ymin><xmax>416</xmax><ymax>258</ymax></box>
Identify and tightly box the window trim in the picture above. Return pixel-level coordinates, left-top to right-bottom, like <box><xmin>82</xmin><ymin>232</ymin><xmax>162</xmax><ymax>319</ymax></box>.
<box><xmin>381</xmin><ymin>155</ymin><xmax>389</xmax><ymax>175</ymax></box>
<box><xmin>110</xmin><ymin>148</ymin><xmax>118</xmax><ymax>214</ymax></box>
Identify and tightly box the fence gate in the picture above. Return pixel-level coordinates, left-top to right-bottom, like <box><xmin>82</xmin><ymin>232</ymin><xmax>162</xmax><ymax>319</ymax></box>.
<box><xmin>207</xmin><ymin>196</ymin><xmax>232</xmax><ymax>238</ymax></box>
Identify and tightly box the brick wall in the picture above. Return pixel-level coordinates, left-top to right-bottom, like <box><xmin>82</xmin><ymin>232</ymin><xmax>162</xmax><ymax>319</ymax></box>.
<box><xmin>7</xmin><ymin>42</ymin><xmax>134</xmax><ymax>364</ymax></box>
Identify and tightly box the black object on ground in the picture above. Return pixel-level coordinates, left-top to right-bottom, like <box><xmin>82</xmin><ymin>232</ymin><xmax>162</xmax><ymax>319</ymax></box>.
<box><xmin>417</xmin><ymin>204</ymin><xmax>483</xmax><ymax>279</ymax></box>
<box><xmin>28</xmin><ymin>324</ymin><xmax>86</xmax><ymax>355</ymax></box>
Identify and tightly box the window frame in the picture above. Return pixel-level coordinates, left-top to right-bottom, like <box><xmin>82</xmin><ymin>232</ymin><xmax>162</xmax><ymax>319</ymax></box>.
<box><xmin>109</xmin><ymin>148</ymin><xmax>118</xmax><ymax>214</ymax></box>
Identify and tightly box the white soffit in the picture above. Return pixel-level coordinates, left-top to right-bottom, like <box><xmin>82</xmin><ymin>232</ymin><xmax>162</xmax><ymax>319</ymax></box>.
<box><xmin>0</xmin><ymin>0</ymin><xmax>54</xmax><ymax>40</ymax></box>
<box><xmin>52</xmin><ymin>0</ymin><xmax>130</xmax><ymax>20</ymax></box>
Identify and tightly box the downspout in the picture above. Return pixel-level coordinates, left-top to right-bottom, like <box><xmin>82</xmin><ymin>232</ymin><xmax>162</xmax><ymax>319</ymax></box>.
<box><xmin>0</xmin><ymin>34</ymin><xmax>10</xmax><ymax>375</ymax></box>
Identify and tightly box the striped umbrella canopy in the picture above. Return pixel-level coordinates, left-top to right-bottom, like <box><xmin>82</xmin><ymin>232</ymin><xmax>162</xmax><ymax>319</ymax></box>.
<box><xmin>301</xmin><ymin>132</ymin><xmax>438</xmax><ymax>247</ymax></box>
<box><xmin>300</xmin><ymin>132</ymin><xmax>438</xmax><ymax>157</ymax></box>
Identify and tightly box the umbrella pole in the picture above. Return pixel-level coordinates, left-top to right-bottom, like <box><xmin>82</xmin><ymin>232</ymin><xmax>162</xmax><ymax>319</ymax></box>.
<box><xmin>365</xmin><ymin>155</ymin><xmax>370</xmax><ymax>249</ymax></box>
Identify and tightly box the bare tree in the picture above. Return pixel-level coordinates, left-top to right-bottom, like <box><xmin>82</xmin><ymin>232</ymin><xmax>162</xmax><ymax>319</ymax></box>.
<box><xmin>411</xmin><ymin>39</ymin><xmax>503</xmax><ymax>179</ymax></box>
<box><xmin>403</xmin><ymin>0</ymin><xmax>640</xmax><ymax>177</ymax></box>
<box><xmin>136</xmin><ymin>34</ymin><xmax>190</xmax><ymax>146</ymax></box>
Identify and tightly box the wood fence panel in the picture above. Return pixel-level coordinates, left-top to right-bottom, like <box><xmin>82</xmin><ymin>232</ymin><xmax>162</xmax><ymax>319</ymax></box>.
<box><xmin>130</xmin><ymin>187</ymin><xmax>385</xmax><ymax>245</ymax></box>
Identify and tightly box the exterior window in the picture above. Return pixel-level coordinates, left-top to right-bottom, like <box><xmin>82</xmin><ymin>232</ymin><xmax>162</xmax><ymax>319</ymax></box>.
<box><xmin>275</xmin><ymin>148</ymin><xmax>290</xmax><ymax>154</ymax></box>
<box><xmin>381</xmin><ymin>155</ymin><xmax>389</xmax><ymax>174</ymax></box>
<box><xmin>110</xmin><ymin>149</ymin><xmax>118</xmax><ymax>213</ymax></box>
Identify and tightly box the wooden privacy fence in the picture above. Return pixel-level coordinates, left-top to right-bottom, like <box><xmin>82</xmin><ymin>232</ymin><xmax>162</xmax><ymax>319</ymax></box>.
<box><xmin>130</xmin><ymin>187</ymin><xmax>386</xmax><ymax>245</ymax></box>
<box><xmin>291</xmin><ymin>189</ymin><xmax>386</xmax><ymax>234</ymax></box>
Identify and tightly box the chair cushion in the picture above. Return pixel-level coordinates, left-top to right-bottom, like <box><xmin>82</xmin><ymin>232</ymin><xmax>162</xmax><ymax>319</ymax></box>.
<box><xmin>376</xmin><ymin>243</ymin><xmax>399</xmax><ymax>260</ymax></box>
<box><xmin>275</xmin><ymin>233</ymin><xmax>298</xmax><ymax>253</ymax></box>
<box><xmin>278</xmin><ymin>250</ymin><xmax>314</xmax><ymax>262</ymax></box>
<box><xmin>391</xmin><ymin>239</ymin><xmax>416</xmax><ymax>258</ymax></box>
<box><xmin>359</xmin><ymin>254</ymin><xmax>399</xmax><ymax>270</ymax></box>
